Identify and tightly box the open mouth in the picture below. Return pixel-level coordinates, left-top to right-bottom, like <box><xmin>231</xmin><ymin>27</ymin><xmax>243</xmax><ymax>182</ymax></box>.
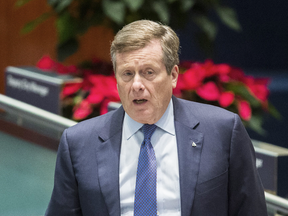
<box><xmin>133</xmin><ymin>99</ymin><xmax>147</xmax><ymax>104</ymax></box>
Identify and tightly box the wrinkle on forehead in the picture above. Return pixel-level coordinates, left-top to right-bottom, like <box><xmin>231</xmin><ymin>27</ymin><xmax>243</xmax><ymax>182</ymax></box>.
<box><xmin>116</xmin><ymin>39</ymin><xmax>164</xmax><ymax>72</ymax></box>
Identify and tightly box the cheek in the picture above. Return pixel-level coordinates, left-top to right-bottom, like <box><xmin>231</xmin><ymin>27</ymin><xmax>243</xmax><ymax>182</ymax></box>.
<box><xmin>155</xmin><ymin>83</ymin><xmax>172</xmax><ymax>103</ymax></box>
<box><xmin>117</xmin><ymin>85</ymin><xmax>127</xmax><ymax>99</ymax></box>
<box><xmin>151</xmin><ymin>85</ymin><xmax>166</xmax><ymax>103</ymax></box>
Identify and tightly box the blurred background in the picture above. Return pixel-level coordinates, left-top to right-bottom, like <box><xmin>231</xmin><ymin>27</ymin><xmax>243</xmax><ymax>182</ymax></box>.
<box><xmin>0</xmin><ymin>0</ymin><xmax>288</xmax><ymax>215</ymax></box>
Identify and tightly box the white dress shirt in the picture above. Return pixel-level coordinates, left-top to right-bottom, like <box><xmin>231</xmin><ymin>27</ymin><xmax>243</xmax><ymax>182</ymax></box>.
<box><xmin>119</xmin><ymin>99</ymin><xmax>181</xmax><ymax>216</ymax></box>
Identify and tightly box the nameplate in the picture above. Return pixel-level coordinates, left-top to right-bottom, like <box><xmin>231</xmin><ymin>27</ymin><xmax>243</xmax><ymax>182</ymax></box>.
<box><xmin>5</xmin><ymin>66</ymin><xmax>81</xmax><ymax>115</ymax></box>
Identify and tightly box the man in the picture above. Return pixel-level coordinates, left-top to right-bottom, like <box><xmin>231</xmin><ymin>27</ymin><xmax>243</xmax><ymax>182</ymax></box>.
<box><xmin>45</xmin><ymin>20</ymin><xmax>267</xmax><ymax>216</ymax></box>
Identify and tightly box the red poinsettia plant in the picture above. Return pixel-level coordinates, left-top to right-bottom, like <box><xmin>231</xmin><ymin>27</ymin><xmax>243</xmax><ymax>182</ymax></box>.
<box><xmin>37</xmin><ymin>55</ymin><xmax>120</xmax><ymax>120</ymax></box>
<box><xmin>174</xmin><ymin>60</ymin><xmax>280</xmax><ymax>134</ymax></box>
<box><xmin>37</xmin><ymin>56</ymin><xmax>279</xmax><ymax>134</ymax></box>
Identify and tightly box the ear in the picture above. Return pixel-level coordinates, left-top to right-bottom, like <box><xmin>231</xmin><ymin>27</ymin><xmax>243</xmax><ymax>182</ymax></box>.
<box><xmin>171</xmin><ymin>65</ymin><xmax>179</xmax><ymax>89</ymax></box>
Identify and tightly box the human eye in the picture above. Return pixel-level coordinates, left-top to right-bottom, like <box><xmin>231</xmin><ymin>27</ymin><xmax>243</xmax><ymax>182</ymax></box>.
<box><xmin>124</xmin><ymin>71</ymin><xmax>133</xmax><ymax>76</ymax></box>
<box><xmin>143</xmin><ymin>70</ymin><xmax>155</xmax><ymax>79</ymax></box>
<box><xmin>121</xmin><ymin>71</ymin><xmax>134</xmax><ymax>81</ymax></box>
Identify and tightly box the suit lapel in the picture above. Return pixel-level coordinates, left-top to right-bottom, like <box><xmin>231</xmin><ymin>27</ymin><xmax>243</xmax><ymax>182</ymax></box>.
<box><xmin>173</xmin><ymin>96</ymin><xmax>204</xmax><ymax>216</ymax></box>
<box><xmin>96</xmin><ymin>107</ymin><xmax>124</xmax><ymax>216</ymax></box>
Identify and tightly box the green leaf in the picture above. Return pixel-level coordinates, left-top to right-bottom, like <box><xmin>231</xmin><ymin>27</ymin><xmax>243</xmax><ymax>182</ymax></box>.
<box><xmin>47</xmin><ymin>0</ymin><xmax>59</xmax><ymax>7</ymax></box>
<box><xmin>152</xmin><ymin>0</ymin><xmax>170</xmax><ymax>24</ymax></box>
<box><xmin>268</xmin><ymin>103</ymin><xmax>282</xmax><ymax>119</ymax></box>
<box><xmin>102</xmin><ymin>0</ymin><xmax>126</xmax><ymax>25</ymax></box>
<box><xmin>123</xmin><ymin>0</ymin><xmax>145</xmax><ymax>12</ymax></box>
<box><xmin>180</xmin><ymin>0</ymin><xmax>195</xmax><ymax>12</ymax></box>
<box><xmin>21</xmin><ymin>13</ymin><xmax>51</xmax><ymax>34</ymax></box>
<box><xmin>56</xmin><ymin>12</ymin><xmax>77</xmax><ymax>44</ymax></box>
<box><xmin>215</xmin><ymin>6</ymin><xmax>242</xmax><ymax>32</ymax></box>
<box><xmin>247</xmin><ymin>115</ymin><xmax>266</xmax><ymax>135</ymax></box>
<box><xmin>55</xmin><ymin>0</ymin><xmax>73</xmax><ymax>13</ymax></box>
<box><xmin>47</xmin><ymin>0</ymin><xmax>72</xmax><ymax>12</ymax></box>
<box><xmin>15</xmin><ymin>0</ymin><xmax>33</xmax><ymax>7</ymax></box>
<box><xmin>226</xmin><ymin>83</ymin><xmax>261</xmax><ymax>107</ymax></box>
<box><xmin>74</xmin><ymin>95</ymin><xmax>83</xmax><ymax>105</ymax></box>
<box><xmin>57</xmin><ymin>38</ymin><xmax>79</xmax><ymax>62</ymax></box>
<box><xmin>193</xmin><ymin>15</ymin><xmax>217</xmax><ymax>40</ymax></box>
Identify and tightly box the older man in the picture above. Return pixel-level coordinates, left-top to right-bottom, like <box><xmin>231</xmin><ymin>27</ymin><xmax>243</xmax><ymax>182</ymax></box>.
<box><xmin>45</xmin><ymin>20</ymin><xmax>267</xmax><ymax>216</ymax></box>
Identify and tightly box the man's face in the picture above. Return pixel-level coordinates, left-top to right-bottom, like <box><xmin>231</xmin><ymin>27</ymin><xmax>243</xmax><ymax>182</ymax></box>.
<box><xmin>115</xmin><ymin>39</ymin><xmax>178</xmax><ymax>124</ymax></box>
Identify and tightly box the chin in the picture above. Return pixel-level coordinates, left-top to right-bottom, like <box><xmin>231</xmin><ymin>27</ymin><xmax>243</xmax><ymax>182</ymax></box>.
<box><xmin>139</xmin><ymin>116</ymin><xmax>157</xmax><ymax>124</ymax></box>
<box><xmin>133</xmin><ymin>114</ymin><xmax>154</xmax><ymax>124</ymax></box>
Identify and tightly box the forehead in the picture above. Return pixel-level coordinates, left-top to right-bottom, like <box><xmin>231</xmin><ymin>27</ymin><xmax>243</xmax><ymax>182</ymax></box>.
<box><xmin>115</xmin><ymin>40</ymin><xmax>164</xmax><ymax>68</ymax></box>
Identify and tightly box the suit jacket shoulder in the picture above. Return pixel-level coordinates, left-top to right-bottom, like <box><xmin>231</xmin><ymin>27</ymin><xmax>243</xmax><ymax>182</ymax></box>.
<box><xmin>65</xmin><ymin>105</ymin><xmax>125</xmax><ymax>147</ymax></box>
<box><xmin>173</xmin><ymin>96</ymin><xmax>236</xmax><ymax>131</ymax></box>
<box><xmin>46</xmin><ymin>106</ymin><xmax>125</xmax><ymax>216</ymax></box>
<box><xmin>172</xmin><ymin>97</ymin><xmax>267</xmax><ymax>216</ymax></box>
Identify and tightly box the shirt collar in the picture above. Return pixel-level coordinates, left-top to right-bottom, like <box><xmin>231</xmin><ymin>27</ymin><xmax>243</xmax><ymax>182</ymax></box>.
<box><xmin>123</xmin><ymin>98</ymin><xmax>175</xmax><ymax>140</ymax></box>
<box><xmin>123</xmin><ymin>113</ymin><xmax>143</xmax><ymax>140</ymax></box>
<box><xmin>155</xmin><ymin>99</ymin><xmax>175</xmax><ymax>136</ymax></box>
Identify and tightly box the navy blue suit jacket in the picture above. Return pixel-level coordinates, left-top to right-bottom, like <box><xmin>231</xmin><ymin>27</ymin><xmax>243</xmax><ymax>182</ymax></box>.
<box><xmin>45</xmin><ymin>96</ymin><xmax>267</xmax><ymax>216</ymax></box>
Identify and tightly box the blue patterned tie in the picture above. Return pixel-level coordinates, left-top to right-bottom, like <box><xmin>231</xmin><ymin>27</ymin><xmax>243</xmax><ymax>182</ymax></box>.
<box><xmin>134</xmin><ymin>124</ymin><xmax>157</xmax><ymax>216</ymax></box>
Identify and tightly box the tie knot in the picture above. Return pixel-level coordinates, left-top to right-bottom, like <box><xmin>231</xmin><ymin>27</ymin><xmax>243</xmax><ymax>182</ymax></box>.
<box><xmin>142</xmin><ymin>124</ymin><xmax>157</xmax><ymax>140</ymax></box>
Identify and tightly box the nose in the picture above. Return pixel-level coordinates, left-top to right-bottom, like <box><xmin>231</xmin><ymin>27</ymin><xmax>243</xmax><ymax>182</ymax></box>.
<box><xmin>131</xmin><ymin>73</ymin><xmax>145</xmax><ymax>92</ymax></box>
